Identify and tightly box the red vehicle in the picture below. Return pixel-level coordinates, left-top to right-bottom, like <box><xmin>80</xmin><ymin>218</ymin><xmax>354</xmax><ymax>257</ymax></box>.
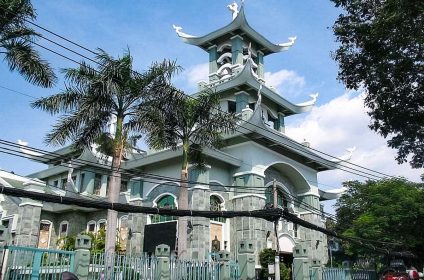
<box><xmin>380</xmin><ymin>255</ymin><xmax>420</xmax><ymax>280</ymax></box>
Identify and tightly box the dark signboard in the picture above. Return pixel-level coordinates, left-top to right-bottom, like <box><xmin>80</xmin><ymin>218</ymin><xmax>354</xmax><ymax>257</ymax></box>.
<box><xmin>143</xmin><ymin>221</ymin><xmax>177</xmax><ymax>254</ymax></box>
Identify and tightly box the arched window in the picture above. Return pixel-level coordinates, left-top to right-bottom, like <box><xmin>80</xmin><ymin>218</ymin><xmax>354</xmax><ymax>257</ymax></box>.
<box><xmin>38</xmin><ymin>220</ymin><xmax>52</xmax><ymax>249</ymax></box>
<box><xmin>59</xmin><ymin>221</ymin><xmax>69</xmax><ymax>238</ymax></box>
<box><xmin>87</xmin><ymin>220</ymin><xmax>96</xmax><ymax>233</ymax></box>
<box><xmin>210</xmin><ymin>195</ymin><xmax>226</xmax><ymax>223</ymax></box>
<box><xmin>266</xmin><ymin>187</ymin><xmax>288</xmax><ymax>209</ymax></box>
<box><xmin>151</xmin><ymin>195</ymin><xmax>176</xmax><ymax>223</ymax></box>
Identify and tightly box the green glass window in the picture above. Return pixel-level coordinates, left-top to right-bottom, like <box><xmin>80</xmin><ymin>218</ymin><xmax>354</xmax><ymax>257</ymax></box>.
<box><xmin>210</xmin><ymin>195</ymin><xmax>226</xmax><ymax>223</ymax></box>
<box><xmin>151</xmin><ymin>195</ymin><xmax>177</xmax><ymax>223</ymax></box>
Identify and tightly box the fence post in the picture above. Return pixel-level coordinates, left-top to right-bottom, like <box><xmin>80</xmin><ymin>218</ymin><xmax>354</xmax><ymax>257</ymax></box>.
<box><xmin>74</xmin><ymin>234</ymin><xmax>92</xmax><ymax>280</ymax></box>
<box><xmin>155</xmin><ymin>244</ymin><xmax>171</xmax><ymax>280</ymax></box>
<box><xmin>238</xmin><ymin>240</ymin><xmax>255</xmax><ymax>280</ymax></box>
<box><xmin>30</xmin><ymin>250</ymin><xmax>43</xmax><ymax>280</ymax></box>
<box><xmin>217</xmin><ymin>250</ymin><xmax>231</xmax><ymax>280</ymax></box>
<box><xmin>292</xmin><ymin>243</ymin><xmax>310</xmax><ymax>280</ymax></box>
<box><xmin>311</xmin><ymin>258</ymin><xmax>323</xmax><ymax>280</ymax></box>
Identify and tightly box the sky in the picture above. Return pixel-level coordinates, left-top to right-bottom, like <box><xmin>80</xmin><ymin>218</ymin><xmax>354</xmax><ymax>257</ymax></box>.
<box><xmin>0</xmin><ymin>0</ymin><xmax>422</xmax><ymax>212</ymax></box>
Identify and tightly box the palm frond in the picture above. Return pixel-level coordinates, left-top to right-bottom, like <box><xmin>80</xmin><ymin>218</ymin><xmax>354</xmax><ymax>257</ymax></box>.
<box><xmin>2</xmin><ymin>39</ymin><xmax>56</xmax><ymax>87</ymax></box>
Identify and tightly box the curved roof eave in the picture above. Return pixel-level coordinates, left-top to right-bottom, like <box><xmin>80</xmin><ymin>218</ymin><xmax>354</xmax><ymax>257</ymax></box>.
<box><xmin>207</xmin><ymin>60</ymin><xmax>315</xmax><ymax>115</ymax></box>
<box><xmin>176</xmin><ymin>6</ymin><xmax>292</xmax><ymax>55</ymax></box>
<box><xmin>223</xmin><ymin>108</ymin><xmax>338</xmax><ymax>171</ymax></box>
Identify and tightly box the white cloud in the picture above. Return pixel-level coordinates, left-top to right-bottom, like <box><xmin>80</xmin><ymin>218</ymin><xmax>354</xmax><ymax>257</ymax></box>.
<box><xmin>175</xmin><ymin>63</ymin><xmax>209</xmax><ymax>93</ymax></box>
<box><xmin>286</xmin><ymin>91</ymin><xmax>422</xmax><ymax>190</ymax></box>
<box><xmin>264</xmin><ymin>69</ymin><xmax>305</xmax><ymax>96</ymax></box>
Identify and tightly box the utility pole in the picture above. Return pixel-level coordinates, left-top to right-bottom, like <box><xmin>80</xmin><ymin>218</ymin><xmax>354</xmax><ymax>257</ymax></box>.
<box><xmin>273</xmin><ymin>179</ymin><xmax>280</xmax><ymax>280</ymax></box>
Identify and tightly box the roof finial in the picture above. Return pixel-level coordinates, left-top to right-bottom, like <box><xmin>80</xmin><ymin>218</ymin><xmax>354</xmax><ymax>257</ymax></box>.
<box><xmin>227</xmin><ymin>2</ymin><xmax>239</xmax><ymax>20</ymax></box>
<box><xmin>172</xmin><ymin>24</ymin><xmax>195</xmax><ymax>38</ymax></box>
<box><xmin>278</xmin><ymin>36</ymin><xmax>297</xmax><ymax>49</ymax></box>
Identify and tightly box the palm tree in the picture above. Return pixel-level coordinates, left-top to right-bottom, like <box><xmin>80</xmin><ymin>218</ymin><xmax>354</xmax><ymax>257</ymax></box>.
<box><xmin>31</xmin><ymin>49</ymin><xmax>179</xmax><ymax>254</ymax></box>
<box><xmin>138</xmin><ymin>87</ymin><xmax>238</xmax><ymax>258</ymax></box>
<box><xmin>1</xmin><ymin>0</ymin><xmax>56</xmax><ymax>87</ymax></box>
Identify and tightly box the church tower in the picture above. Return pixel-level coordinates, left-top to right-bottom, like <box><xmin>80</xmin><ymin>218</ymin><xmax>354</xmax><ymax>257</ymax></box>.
<box><xmin>173</xmin><ymin>1</ymin><xmax>338</xmax><ymax>266</ymax></box>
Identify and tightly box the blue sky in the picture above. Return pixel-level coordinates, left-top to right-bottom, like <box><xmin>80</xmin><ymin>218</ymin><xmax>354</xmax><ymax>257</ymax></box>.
<box><xmin>0</xmin><ymin>1</ymin><xmax>421</xmax><ymax>200</ymax></box>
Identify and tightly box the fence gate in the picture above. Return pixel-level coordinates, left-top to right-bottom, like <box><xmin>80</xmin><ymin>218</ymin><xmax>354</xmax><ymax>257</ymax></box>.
<box><xmin>322</xmin><ymin>268</ymin><xmax>377</xmax><ymax>280</ymax></box>
<box><xmin>0</xmin><ymin>245</ymin><xmax>75</xmax><ymax>280</ymax></box>
<box><xmin>88</xmin><ymin>252</ymin><xmax>158</xmax><ymax>280</ymax></box>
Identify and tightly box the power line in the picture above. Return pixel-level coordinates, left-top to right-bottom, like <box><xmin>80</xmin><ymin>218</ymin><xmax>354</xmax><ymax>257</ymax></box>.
<box><xmin>0</xmin><ymin>183</ymin><xmax>401</xmax><ymax>252</ymax></box>
<box><xmin>1</xmin><ymin>0</ymin><xmax>403</xmax><ymax>182</ymax></box>
<box><xmin>0</xmin><ymin>4</ymin><xmax>406</xmax><ymax>253</ymax></box>
<box><xmin>22</xmin><ymin>21</ymin><xmax>398</xmax><ymax>182</ymax></box>
<box><xmin>0</xmin><ymin>139</ymin><xmax>337</xmax><ymax>219</ymax></box>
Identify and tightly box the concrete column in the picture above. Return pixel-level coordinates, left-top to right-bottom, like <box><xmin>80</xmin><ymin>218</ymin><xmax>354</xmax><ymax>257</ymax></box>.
<box><xmin>188</xmin><ymin>165</ymin><xmax>210</xmax><ymax>260</ymax></box>
<box><xmin>231</xmin><ymin>173</ymin><xmax>268</xmax><ymax>264</ymax></box>
<box><xmin>127</xmin><ymin>199</ymin><xmax>146</xmax><ymax>255</ymax></box>
<box><xmin>217</xmin><ymin>250</ymin><xmax>231</xmax><ymax>280</ymax></box>
<box><xmin>293</xmin><ymin>243</ymin><xmax>311</xmax><ymax>280</ymax></box>
<box><xmin>298</xmin><ymin>194</ymin><xmax>328</xmax><ymax>265</ymax></box>
<box><xmin>155</xmin><ymin>244</ymin><xmax>171</xmax><ymax>280</ymax></box>
<box><xmin>235</xmin><ymin>92</ymin><xmax>249</xmax><ymax>113</ymax></box>
<box><xmin>231</xmin><ymin>35</ymin><xmax>244</xmax><ymax>66</ymax></box>
<box><xmin>238</xmin><ymin>240</ymin><xmax>256</xmax><ymax>280</ymax></box>
<box><xmin>15</xmin><ymin>199</ymin><xmax>42</xmax><ymax>247</ymax></box>
<box><xmin>74</xmin><ymin>234</ymin><xmax>92</xmax><ymax>280</ymax></box>
<box><xmin>208</xmin><ymin>45</ymin><xmax>219</xmax><ymax>82</ymax></box>
<box><xmin>257</xmin><ymin>51</ymin><xmax>264</xmax><ymax>79</ymax></box>
<box><xmin>277</xmin><ymin>112</ymin><xmax>285</xmax><ymax>133</ymax></box>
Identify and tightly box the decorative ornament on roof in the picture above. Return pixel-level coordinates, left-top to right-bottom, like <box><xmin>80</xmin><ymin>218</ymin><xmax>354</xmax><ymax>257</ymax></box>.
<box><xmin>227</xmin><ymin>2</ymin><xmax>239</xmax><ymax>20</ymax></box>
<box><xmin>278</xmin><ymin>36</ymin><xmax>297</xmax><ymax>50</ymax></box>
<box><xmin>256</xmin><ymin>83</ymin><xmax>263</xmax><ymax>107</ymax></box>
<box><xmin>172</xmin><ymin>24</ymin><xmax>195</xmax><ymax>38</ymax></box>
<box><xmin>66</xmin><ymin>160</ymin><xmax>74</xmax><ymax>184</ymax></box>
<box><xmin>296</xmin><ymin>93</ymin><xmax>319</xmax><ymax>107</ymax></box>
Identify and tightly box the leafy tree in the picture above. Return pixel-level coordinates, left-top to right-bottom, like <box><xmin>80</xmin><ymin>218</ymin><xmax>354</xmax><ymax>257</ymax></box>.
<box><xmin>334</xmin><ymin>178</ymin><xmax>424</xmax><ymax>262</ymax></box>
<box><xmin>331</xmin><ymin>0</ymin><xmax>424</xmax><ymax>168</ymax></box>
<box><xmin>137</xmin><ymin>87</ymin><xmax>238</xmax><ymax>258</ymax></box>
<box><xmin>31</xmin><ymin>49</ymin><xmax>179</xmax><ymax>254</ymax></box>
<box><xmin>0</xmin><ymin>0</ymin><xmax>56</xmax><ymax>87</ymax></box>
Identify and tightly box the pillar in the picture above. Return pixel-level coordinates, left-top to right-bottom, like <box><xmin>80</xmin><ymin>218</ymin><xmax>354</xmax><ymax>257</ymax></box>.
<box><xmin>231</xmin><ymin>35</ymin><xmax>244</xmax><ymax>66</ymax></box>
<box><xmin>188</xmin><ymin>166</ymin><xmax>210</xmax><ymax>260</ymax></box>
<box><xmin>231</xmin><ymin>173</ymin><xmax>268</xmax><ymax>264</ymax></box>
<box><xmin>298</xmin><ymin>194</ymin><xmax>328</xmax><ymax>265</ymax></box>
<box><xmin>15</xmin><ymin>199</ymin><xmax>42</xmax><ymax>247</ymax></box>
<box><xmin>238</xmin><ymin>240</ymin><xmax>256</xmax><ymax>280</ymax></box>
<box><xmin>208</xmin><ymin>45</ymin><xmax>219</xmax><ymax>82</ymax></box>
<box><xmin>217</xmin><ymin>250</ymin><xmax>231</xmax><ymax>280</ymax></box>
<box><xmin>277</xmin><ymin>113</ymin><xmax>285</xmax><ymax>133</ymax></box>
<box><xmin>235</xmin><ymin>92</ymin><xmax>249</xmax><ymax>113</ymax></box>
<box><xmin>257</xmin><ymin>51</ymin><xmax>264</xmax><ymax>79</ymax></box>
<box><xmin>74</xmin><ymin>234</ymin><xmax>92</xmax><ymax>280</ymax></box>
<box><xmin>155</xmin><ymin>244</ymin><xmax>171</xmax><ymax>280</ymax></box>
<box><xmin>293</xmin><ymin>243</ymin><xmax>310</xmax><ymax>280</ymax></box>
<box><xmin>127</xmin><ymin>199</ymin><xmax>146</xmax><ymax>255</ymax></box>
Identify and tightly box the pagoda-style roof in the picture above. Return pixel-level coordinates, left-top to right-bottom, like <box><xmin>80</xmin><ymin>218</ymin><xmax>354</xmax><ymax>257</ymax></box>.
<box><xmin>196</xmin><ymin>59</ymin><xmax>318</xmax><ymax>116</ymax></box>
<box><xmin>174</xmin><ymin>5</ymin><xmax>295</xmax><ymax>56</ymax></box>
<box><xmin>222</xmin><ymin>102</ymin><xmax>343</xmax><ymax>172</ymax></box>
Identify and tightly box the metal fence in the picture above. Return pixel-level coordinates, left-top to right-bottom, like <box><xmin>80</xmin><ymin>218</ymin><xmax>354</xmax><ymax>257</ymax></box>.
<box><xmin>321</xmin><ymin>268</ymin><xmax>377</xmax><ymax>280</ymax></box>
<box><xmin>171</xmin><ymin>258</ymin><xmax>220</xmax><ymax>280</ymax></box>
<box><xmin>0</xmin><ymin>246</ymin><xmax>240</xmax><ymax>280</ymax></box>
<box><xmin>89</xmin><ymin>252</ymin><xmax>158</xmax><ymax>280</ymax></box>
<box><xmin>0</xmin><ymin>245</ymin><xmax>75</xmax><ymax>280</ymax></box>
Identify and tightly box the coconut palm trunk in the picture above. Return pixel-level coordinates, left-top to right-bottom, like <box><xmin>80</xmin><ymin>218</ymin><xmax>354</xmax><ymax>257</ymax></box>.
<box><xmin>105</xmin><ymin>115</ymin><xmax>124</xmax><ymax>254</ymax></box>
<box><xmin>177</xmin><ymin>141</ymin><xmax>190</xmax><ymax>258</ymax></box>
